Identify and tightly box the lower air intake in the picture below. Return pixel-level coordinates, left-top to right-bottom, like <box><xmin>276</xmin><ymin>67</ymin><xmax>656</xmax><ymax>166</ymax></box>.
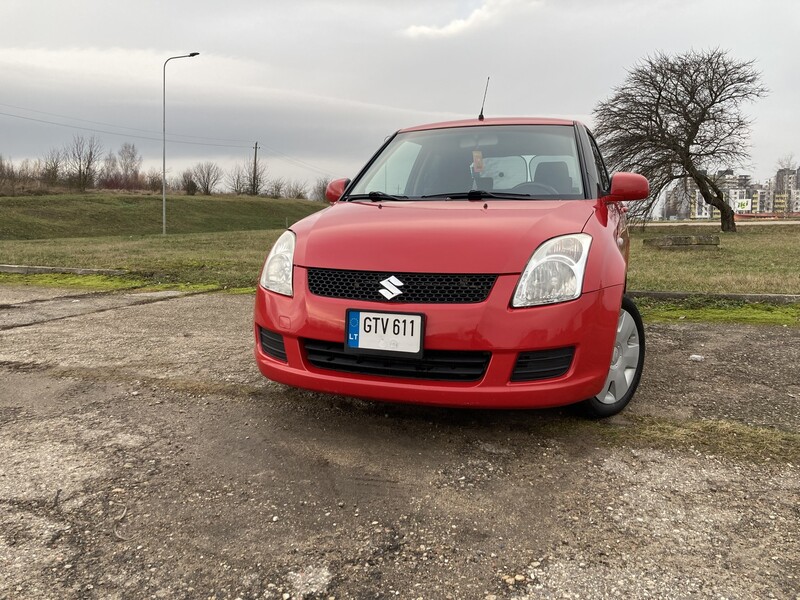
<box><xmin>511</xmin><ymin>347</ymin><xmax>575</xmax><ymax>382</ymax></box>
<box><xmin>303</xmin><ymin>339</ymin><xmax>490</xmax><ymax>382</ymax></box>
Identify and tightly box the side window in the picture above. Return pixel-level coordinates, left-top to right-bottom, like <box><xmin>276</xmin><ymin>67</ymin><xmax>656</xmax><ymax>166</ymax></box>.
<box><xmin>588</xmin><ymin>134</ymin><xmax>611</xmax><ymax>191</ymax></box>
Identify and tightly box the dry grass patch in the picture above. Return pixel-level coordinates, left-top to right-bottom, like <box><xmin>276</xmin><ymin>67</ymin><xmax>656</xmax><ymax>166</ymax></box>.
<box><xmin>598</xmin><ymin>416</ymin><xmax>800</xmax><ymax>463</ymax></box>
<box><xmin>629</xmin><ymin>224</ymin><xmax>800</xmax><ymax>295</ymax></box>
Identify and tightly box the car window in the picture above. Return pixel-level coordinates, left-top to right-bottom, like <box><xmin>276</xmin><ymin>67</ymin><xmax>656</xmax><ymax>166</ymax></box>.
<box><xmin>529</xmin><ymin>155</ymin><xmax>582</xmax><ymax>195</ymax></box>
<box><xmin>475</xmin><ymin>156</ymin><xmax>527</xmax><ymax>189</ymax></box>
<box><xmin>349</xmin><ymin>124</ymin><xmax>584</xmax><ymax>200</ymax></box>
<box><xmin>588</xmin><ymin>134</ymin><xmax>610</xmax><ymax>191</ymax></box>
<box><xmin>358</xmin><ymin>139</ymin><xmax>422</xmax><ymax>196</ymax></box>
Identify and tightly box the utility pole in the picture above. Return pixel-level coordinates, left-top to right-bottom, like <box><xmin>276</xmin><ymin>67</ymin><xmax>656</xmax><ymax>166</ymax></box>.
<box><xmin>252</xmin><ymin>142</ymin><xmax>259</xmax><ymax>196</ymax></box>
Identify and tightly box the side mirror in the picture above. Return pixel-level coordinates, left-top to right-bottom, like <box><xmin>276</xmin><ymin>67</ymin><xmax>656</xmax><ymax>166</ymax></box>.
<box><xmin>325</xmin><ymin>178</ymin><xmax>350</xmax><ymax>203</ymax></box>
<box><xmin>602</xmin><ymin>172</ymin><xmax>649</xmax><ymax>203</ymax></box>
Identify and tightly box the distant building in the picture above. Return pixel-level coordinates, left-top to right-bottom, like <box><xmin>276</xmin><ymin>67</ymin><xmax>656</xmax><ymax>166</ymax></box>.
<box><xmin>775</xmin><ymin>167</ymin><xmax>800</xmax><ymax>195</ymax></box>
<box><xmin>770</xmin><ymin>167</ymin><xmax>800</xmax><ymax>216</ymax></box>
<box><xmin>683</xmin><ymin>170</ymin><xmax>750</xmax><ymax>219</ymax></box>
<box><xmin>668</xmin><ymin>169</ymin><xmax>792</xmax><ymax>218</ymax></box>
<box><xmin>793</xmin><ymin>189</ymin><xmax>800</xmax><ymax>213</ymax></box>
<box><xmin>664</xmin><ymin>182</ymin><xmax>691</xmax><ymax>219</ymax></box>
<box><xmin>662</xmin><ymin>164</ymin><xmax>800</xmax><ymax>220</ymax></box>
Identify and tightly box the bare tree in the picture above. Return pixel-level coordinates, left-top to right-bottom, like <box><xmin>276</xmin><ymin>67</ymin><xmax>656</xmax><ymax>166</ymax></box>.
<box><xmin>593</xmin><ymin>48</ymin><xmax>767</xmax><ymax>232</ymax></box>
<box><xmin>226</xmin><ymin>163</ymin><xmax>248</xmax><ymax>195</ymax></box>
<box><xmin>311</xmin><ymin>177</ymin><xmax>332</xmax><ymax>202</ymax></box>
<box><xmin>192</xmin><ymin>161</ymin><xmax>224</xmax><ymax>195</ymax></box>
<box><xmin>265</xmin><ymin>177</ymin><xmax>286</xmax><ymax>199</ymax></box>
<box><xmin>181</xmin><ymin>169</ymin><xmax>198</xmax><ymax>195</ymax></box>
<box><xmin>64</xmin><ymin>134</ymin><xmax>103</xmax><ymax>191</ymax></box>
<box><xmin>226</xmin><ymin>158</ymin><xmax>266</xmax><ymax>196</ymax></box>
<box><xmin>285</xmin><ymin>179</ymin><xmax>308</xmax><ymax>199</ymax></box>
<box><xmin>118</xmin><ymin>142</ymin><xmax>143</xmax><ymax>190</ymax></box>
<box><xmin>40</xmin><ymin>148</ymin><xmax>63</xmax><ymax>186</ymax></box>
<box><xmin>248</xmin><ymin>158</ymin><xmax>267</xmax><ymax>196</ymax></box>
<box><xmin>16</xmin><ymin>159</ymin><xmax>37</xmax><ymax>191</ymax></box>
<box><xmin>0</xmin><ymin>157</ymin><xmax>39</xmax><ymax>194</ymax></box>
<box><xmin>0</xmin><ymin>156</ymin><xmax>17</xmax><ymax>194</ymax></box>
<box><xmin>98</xmin><ymin>149</ymin><xmax>120</xmax><ymax>188</ymax></box>
<box><xmin>0</xmin><ymin>156</ymin><xmax>8</xmax><ymax>190</ymax></box>
<box><xmin>144</xmin><ymin>168</ymin><xmax>161</xmax><ymax>192</ymax></box>
<box><xmin>775</xmin><ymin>154</ymin><xmax>797</xmax><ymax>171</ymax></box>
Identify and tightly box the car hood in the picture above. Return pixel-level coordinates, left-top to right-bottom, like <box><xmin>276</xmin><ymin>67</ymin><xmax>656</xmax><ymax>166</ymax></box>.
<box><xmin>292</xmin><ymin>200</ymin><xmax>595</xmax><ymax>274</ymax></box>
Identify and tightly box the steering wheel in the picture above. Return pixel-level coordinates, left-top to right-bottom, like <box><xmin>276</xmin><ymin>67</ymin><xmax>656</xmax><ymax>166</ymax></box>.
<box><xmin>511</xmin><ymin>181</ymin><xmax>559</xmax><ymax>195</ymax></box>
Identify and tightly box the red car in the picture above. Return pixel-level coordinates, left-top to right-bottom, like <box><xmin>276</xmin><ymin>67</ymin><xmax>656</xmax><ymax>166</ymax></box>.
<box><xmin>254</xmin><ymin>118</ymin><xmax>649</xmax><ymax>417</ymax></box>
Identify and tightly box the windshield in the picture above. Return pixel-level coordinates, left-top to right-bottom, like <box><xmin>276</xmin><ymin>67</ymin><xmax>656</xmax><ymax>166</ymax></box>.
<box><xmin>347</xmin><ymin>124</ymin><xmax>585</xmax><ymax>200</ymax></box>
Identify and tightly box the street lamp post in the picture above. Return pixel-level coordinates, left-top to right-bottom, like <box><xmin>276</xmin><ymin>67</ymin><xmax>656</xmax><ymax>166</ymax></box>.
<box><xmin>162</xmin><ymin>52</ymin><xmax>199</xmax><ymax>235</ymax></box>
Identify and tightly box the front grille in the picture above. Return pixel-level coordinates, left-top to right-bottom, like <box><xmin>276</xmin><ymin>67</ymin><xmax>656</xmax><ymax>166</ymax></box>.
<box><xmin>307</xmin><ymin>268</ymin><xmax>496</xmax><ymax>304</ymax></box>
<box><xmin>303</xmin><ymin>339</ymin><xmax>490</xmax><ymax>382</ymax></box>
<box><xmin>511</xmin><ymin>347</ymin><xmax>575</xmax><ymax>382</ymax></box>
<box><xmin>259</xmin><ymin>327</ymin><xmax>287</xmax><ymax>362</ymax></box>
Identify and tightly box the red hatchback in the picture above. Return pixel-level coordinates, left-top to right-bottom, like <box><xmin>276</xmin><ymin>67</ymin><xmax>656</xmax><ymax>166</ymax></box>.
<box><xmin>254</xmin><ymin>118</ymin><xmax>649</xmax><ymax>416</ymax></box>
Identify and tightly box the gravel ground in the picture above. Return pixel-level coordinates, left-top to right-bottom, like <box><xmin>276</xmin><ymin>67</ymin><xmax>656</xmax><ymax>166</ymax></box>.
<box><xmin>0</xmin><ymin>285</ymin><xmax>798</xmax><ymax>600</ymax></box>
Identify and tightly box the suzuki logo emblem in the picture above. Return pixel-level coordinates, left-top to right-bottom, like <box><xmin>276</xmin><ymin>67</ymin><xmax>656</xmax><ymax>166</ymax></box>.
<box><xmin>379</xmin><ymin>276</ymin><xmax>404</xmax><ymax>300</ymax></box>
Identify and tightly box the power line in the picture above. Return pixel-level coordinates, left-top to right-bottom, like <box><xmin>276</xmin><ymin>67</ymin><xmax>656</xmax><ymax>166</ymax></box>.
<box><xmin>256</xmin><ymin>144</ymin><xmax>333</xmax><ymax>177</ymax></box>
<box><xmin>0</xmin><ymin>110</ymin><xmax>251</xmax><ymax>148</ymax></box>
<box><xmin>0</xmin><ymin>108</ymin><xmax>335</xmax><ymax>176</ymax></box>
<box><xmin>0</xmin><ymin>101</ymin><xmax>253</xmax><ymax>144</ymax></box>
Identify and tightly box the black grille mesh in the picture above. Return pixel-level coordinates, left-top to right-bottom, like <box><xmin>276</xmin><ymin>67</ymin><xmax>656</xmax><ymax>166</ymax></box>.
<box><xmin>307</xmin><ymin>268</ymin><xmax>496</xmax><ymax>304</ymax></box>
<box><xmin>303</xmin><ymin>339</ymin><xmax>490</xmax><ymax>382</ymax></box>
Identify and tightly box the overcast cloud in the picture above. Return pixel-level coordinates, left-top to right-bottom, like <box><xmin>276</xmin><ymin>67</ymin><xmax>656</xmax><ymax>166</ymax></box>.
<box><xmin>1</xmin><ymin>0</ymin><xmax>798</xmax><ymax>184</ymax></box>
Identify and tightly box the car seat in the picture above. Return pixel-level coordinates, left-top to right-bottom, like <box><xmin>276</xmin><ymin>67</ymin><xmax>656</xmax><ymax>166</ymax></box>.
<box><xmin>533</xmin><ymin>161</ymin><xmax>574</xmax><ymax>194</ymax></box>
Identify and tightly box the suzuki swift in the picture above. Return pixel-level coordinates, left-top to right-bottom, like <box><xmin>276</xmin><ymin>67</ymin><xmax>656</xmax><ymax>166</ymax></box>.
<box><xmin>254</xmin><ymin>118</ymin><xmax>649</xmax><ymax>417</ymax></box>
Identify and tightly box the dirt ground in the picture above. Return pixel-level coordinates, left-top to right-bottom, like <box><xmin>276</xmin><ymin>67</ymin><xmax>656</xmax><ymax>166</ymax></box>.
<box><xmin>1</xmin><ymin>285</ymin><xmax>798</xmax><ymax>600</ymax></box>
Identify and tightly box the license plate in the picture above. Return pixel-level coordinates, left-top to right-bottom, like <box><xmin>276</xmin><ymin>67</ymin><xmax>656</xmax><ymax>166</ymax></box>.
<box><xmin>345</xmin><ymin>310</ymin><xmax>424</xmax><ymax>357</ymax></box>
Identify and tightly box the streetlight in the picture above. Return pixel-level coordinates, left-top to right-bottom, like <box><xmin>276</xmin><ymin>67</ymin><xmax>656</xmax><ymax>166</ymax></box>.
<box><xmin>162</xmin><ymin>52</ymin><xmax>199</xmax><ymax>235</ymax></box>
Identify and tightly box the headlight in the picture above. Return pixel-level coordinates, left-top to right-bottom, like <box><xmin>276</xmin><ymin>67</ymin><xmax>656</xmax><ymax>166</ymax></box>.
<box><xmin>512</xmin><ymin>234</ymin><xmax>592</xmax><ymax>307</ymax></box>
<box><xmin>259</xmin><ymin>230</ymin><xmax>296</xmax><ymax>296</ymax></box>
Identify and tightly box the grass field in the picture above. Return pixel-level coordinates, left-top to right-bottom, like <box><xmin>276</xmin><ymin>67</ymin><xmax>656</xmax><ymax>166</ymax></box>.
<box><xmin>0</xmin><ymin>229</ymin><xmax>283</xmax><ymax>289</ymax></box>
<box><xmin>0</xmin><ymin>193</ymin><xmax>325</xmax><ymax>289</ymax></box>
<box><xmin>0</xmin><ymin>193</ymin><xmax>323</xmax><ymax>239</ymax></box>
<box><xmin>0</xmin><ymin>194</ymin><xmax>798</xmax><ymax>325</ymax></box>
<box><xmin>628</xmin><ymin>223</ymin><xmax>800</xmax><ymax>296</ymax></box>
<box><xmin>634</xmin><ymin>295</ymin><xmax>800</xmax><ymax>326</ymax></box>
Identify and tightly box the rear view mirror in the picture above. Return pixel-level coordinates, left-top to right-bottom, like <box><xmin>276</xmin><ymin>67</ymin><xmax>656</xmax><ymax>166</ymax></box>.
<box><xmin>325</xmin><ymin>178</ymin><xmax>350</xmax><ymax>203</ymax></box>
<box><xmin>459</xmin><ymin>134</ymin><xmax>499</xmax><ymax>149</ymax></box>
<box><xmin>603</xmin><ymin>172</ymin><xmax>649</xmax><ymax>203</ymax></box>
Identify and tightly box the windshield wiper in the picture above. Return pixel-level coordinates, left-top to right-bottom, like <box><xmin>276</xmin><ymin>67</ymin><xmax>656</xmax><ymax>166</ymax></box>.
<box><xmin>346</xmin><ymin>191</ymin><xmax>411</xmax><ymax>202</ymax></box>
<box><xmin>421</xmin><ymin>190</ymin><xmax>533</xmax><ymax>200</ymax></box>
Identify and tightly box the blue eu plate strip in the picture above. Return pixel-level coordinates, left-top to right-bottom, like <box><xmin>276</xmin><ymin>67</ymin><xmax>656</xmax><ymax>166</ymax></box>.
<box><xmin>347</xmin><ymin>311</ymin><xmax>360</xmax><ymax>348</ymax></box>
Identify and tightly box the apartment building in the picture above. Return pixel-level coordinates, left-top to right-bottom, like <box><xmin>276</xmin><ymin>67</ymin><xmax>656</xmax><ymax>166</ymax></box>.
<box><xmin>663</xmin><ymin>166</ymin><xmax>800</xmax><ymax>219</ymax></box>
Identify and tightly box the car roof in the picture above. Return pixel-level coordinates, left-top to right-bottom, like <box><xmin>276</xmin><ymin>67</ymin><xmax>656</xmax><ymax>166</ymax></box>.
<box><xmin>399</xmin><ymin>117</ymin><xmax>578</xmax><ymax>133</ymax></box>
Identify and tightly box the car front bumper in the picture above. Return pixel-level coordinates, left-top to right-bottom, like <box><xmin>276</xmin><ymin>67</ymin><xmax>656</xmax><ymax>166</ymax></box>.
<box><xmin>254</xmin><ymin>269</ymin><xmax>623</xmax><ymax>409</ymax></box>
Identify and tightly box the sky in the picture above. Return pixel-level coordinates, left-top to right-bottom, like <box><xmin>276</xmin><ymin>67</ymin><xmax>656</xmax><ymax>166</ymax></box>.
<box><xmin>1</xmin><ymin>0</ymin><xmax>799</xmax><ymax>187</ymax></box>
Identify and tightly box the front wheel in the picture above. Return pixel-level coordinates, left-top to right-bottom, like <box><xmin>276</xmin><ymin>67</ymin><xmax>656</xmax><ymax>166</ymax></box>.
<box><xmin>582</xmin><ymin>296</ymin><xmax>645</xmax><ymax>418</ymax></box>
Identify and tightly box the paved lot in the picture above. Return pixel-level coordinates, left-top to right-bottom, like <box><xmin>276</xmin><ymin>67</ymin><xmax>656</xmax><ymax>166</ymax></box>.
<box><xmin>1</xmin><ymin>285</ymin><xmax>798</xmax><ymax>600</ymax></box>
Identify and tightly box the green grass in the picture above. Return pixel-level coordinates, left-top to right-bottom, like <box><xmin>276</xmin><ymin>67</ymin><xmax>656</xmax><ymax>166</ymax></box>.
<box><xmin>628</xmin><ymin>224</ymin><xmax>800</xmax><ymax>295</ymax></box>
<box><xmin>595</xmin><ymin>415</ymin><xmax>800</xmax><ymax>462</ymax></box>
<box><xmin>636</xmin><ymin>296</ymin><xmax>800</xmax><ymax>327</ymax></box>
<box><xmin>0</xmin><ymin>192</ymin><xmax>324</xmax><ymax>240</ymax></box>
<box><xmin>0</xmin><ymin>272</ymin><xmax>147</xmax><ymax>291</ymax></box>
<box><xmin>0</xmin><ymin>230</ymin><xmax>284</xmax><ymax>289</ymax></box>
<box><xmin>0</xmin><ymin>193</ymin><xmax>326</xmax><ymax>289</ymax></box>
<box><xmin>0</xmin><ymin>198</ymin><xmax>798</xmax><ymax>314</ymax></box>
<box><xmin>0</xmin><ymin>272</ymin><xmax>222</xmax><ymax>293</ymax></box>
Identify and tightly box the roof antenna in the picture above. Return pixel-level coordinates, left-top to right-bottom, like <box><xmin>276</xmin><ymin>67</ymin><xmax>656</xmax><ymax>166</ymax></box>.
<box><xmin>478</xmin><ymin>76</ymin><xmax>490</xmax><ymax>121</ymax></box>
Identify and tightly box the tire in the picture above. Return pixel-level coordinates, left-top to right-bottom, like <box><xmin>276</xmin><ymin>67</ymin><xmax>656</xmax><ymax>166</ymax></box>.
<box><xmin>582</xmin><ymin>296</ymin><xmax>645</xmax><ymax>418</ymax></box>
